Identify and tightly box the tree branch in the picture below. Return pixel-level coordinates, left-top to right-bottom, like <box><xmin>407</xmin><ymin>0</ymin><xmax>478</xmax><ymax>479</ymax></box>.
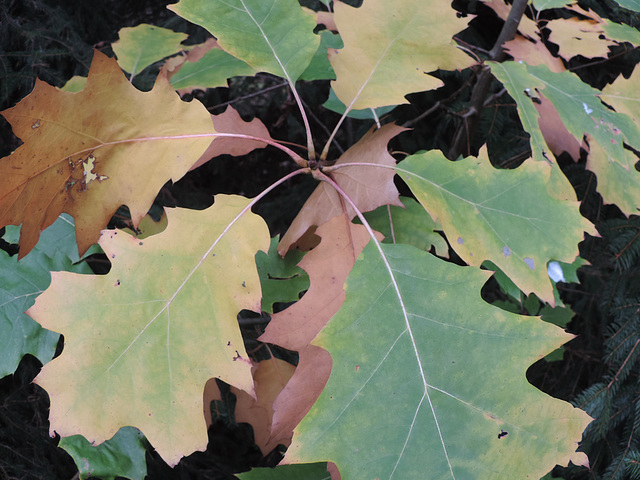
<box><xmin>447</xmin><ymin>0</ymin><xmax>529</xmax><ymax>160</ymax></box>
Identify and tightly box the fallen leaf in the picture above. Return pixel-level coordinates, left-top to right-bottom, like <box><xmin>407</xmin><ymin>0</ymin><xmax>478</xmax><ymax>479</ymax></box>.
<box><xmin>330</xmin><ymin>0</ymin><xmax>474</xmax><ymax>110</ymax></box>
<box><xmin>0</xmin><ymin>50</ymin><xmax>213</xmax><ymax>257</ymax></box>
<box><xmin>278</xmin><ymin>123</ymin><xmax>404</xmax><ymax>254</ymax></box>
<box><xmin>28</xmin><ymin>195</ymin><xmax>270</xmax><ymax>466</ymax></box>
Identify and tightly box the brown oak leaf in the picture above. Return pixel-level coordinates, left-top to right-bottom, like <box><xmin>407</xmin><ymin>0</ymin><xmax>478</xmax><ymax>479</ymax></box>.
<box><xmin>278</xmin><ymin>123</ymin><xmax>404</xmax><ymax>254</ymax></box>
<box><xmin>204</xmin><ymin>356</ymin><xmax>296</xmax><ymax>455</ymax></box>
<box><xmin>189</xmin><ymin>106</ymin><xmax>275</xmax><ymax>171</ymax></box>
<box><xmin>0</xmin><ymin>50</ymin><xmax>213</xmax><ymax>257</ymax></box>
<box><xmin>262</xmin><ymin>216</ymin><xmax>379</xmax><ymax>447</ymax></box>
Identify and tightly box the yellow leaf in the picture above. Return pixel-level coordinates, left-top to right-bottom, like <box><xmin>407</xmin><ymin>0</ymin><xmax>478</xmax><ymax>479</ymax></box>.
<box><xmin>329</xmin><ymin>0</ymin><xmax>474</xmax><ymax>110</ymax></box>
<box><xmin>28</xmin><ymin>196</ymin><xmax>270</xmax><ymax>466</ymax></box>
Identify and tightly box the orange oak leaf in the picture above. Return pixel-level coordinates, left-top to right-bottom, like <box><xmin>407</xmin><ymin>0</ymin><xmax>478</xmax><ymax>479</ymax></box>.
<box><xmin>277</xmin><ymin>123</ymin><xmax>404</xmax><ymax>254</ymax></box>
<box><xmin>0</xmin><ymin>50</ymin><xmax>213</xmax><ymax>257</ymax></box>
<box><xmin>189</xmin><ymin>106</ymin><xmax>275</xmax><ymax>171</ymax></box>
<box><xmin>503</xmin><ymin>35</ymin><xmax>565</xmax><ymax>73</ymax></box>
<box><xmin>262</xmin><ymin>216</ymin><xmax>378</xmax><ymax>447</ymax></box>
<box><xmin>204</xmin><ymin>357</ymin><xmax>296</xmax><ymax>455</ymax></box>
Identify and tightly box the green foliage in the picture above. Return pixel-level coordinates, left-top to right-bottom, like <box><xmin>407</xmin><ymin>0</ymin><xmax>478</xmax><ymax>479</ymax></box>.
<box><xmin>0</xmin><ymin>214</ymin><xmax>93</xmax><ymax>377</ymax></box>
<box><xmin>59</xmin><ymin>427</ymin><xmax>147</xmax><ymax>480</ymax></box>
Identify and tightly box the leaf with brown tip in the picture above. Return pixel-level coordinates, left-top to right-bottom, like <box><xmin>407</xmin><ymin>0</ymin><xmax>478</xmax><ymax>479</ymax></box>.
<box><xmin>0</xmin><ymin>50</ymin><xmax>213</xmax><ymax>257</ymax></box>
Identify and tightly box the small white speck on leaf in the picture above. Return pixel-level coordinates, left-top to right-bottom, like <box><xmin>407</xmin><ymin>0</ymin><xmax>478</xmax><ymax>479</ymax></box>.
<box><xmin>524</xmin><ymin>257</ymin><xmax>535</xmax><ymax>270</ymax></box>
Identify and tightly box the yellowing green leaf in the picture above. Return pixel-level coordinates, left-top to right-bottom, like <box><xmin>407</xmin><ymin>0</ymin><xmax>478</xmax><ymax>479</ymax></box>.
<box><xmin>396</xmin><ymin>148</ymin><xmax>595</xmax><ymax>304</ymax></box>
<box><xmin>285</xmin><ymin>242</ymin><xmax>590</xmax><ymax>479</ymax></box>
<box><xmin>28</xmin><ymin>196</ymin><xmax>270</xmax><ymax>466</ymax></box>
<box><xmin>0</xmin><ymin>50</ymin><xmax>213</xmax><ymax>257</ymax></box>
<box><xmin>329</xmin><ymin>0</ymin><xmax>474</xmax><ymax>110</ymax></box>
<box><xmin>112</xmin><ymin>24</ymin><xmax>188</xmax><ymax>78</ymax></box>
<box><xmin>169</xmin><ymin>0</ymin><xmax>320</xmax><ymax>82</ymax></box>
<box><xmin>546</xmin><ymin>17</ymin><xmax>615</xmax><ymax>60</ymax></box>
<box><xmin>491</xmin><ymin>61</ymin><xmax>640</xmax><ymax>214</ymax></box>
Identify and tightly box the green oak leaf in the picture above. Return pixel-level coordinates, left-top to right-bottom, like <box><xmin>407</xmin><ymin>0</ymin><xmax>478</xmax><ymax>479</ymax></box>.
<box><xmin>112</xmin><ymin>24</ymin><xmax>188</xmax><ymax>78</ymax></box>
<box><xmin>237</xmin><ymin>463</ymin><xmax>330</xmax><ymax>480</ymax></box>
<box><xmin>169</xmin><ymin>48</ymin><xmax>257</xmax><ymax>91</ymax></box>
<box><xmin>613</xmin><ymin>0</ymin><xmax>640</xmax><ymax>12</ymax></box>
<box><xmin>396</xmin><ymin>148</ymin><xmax>596</xmax><ymax>304</ymax></box>
<box><xmin>285</xmin><ymin>242</ymin><xmax>590</xmax><ymax>479</ymax></box>
<box><xmin>323</xmin><ymin>88</ymin><xmax>396</xmax><ymax>120</ymax></box>
<box><xmin>169</xmin><ymin>0</ymin><xmax>320</xmax><ymax>82</ymax></box>
<box><xmin>363</xmin><ymin>196</ymin><xmax>449</xmax><ymax>258</ymax></box>
<box><xmin>300</xmin><ymin>30</ymin><xmax>342</xmax><ymax>82</ymax></box>
<box><xmin>256</xmin><ymin>237</ymin><xmax>309</xmax><ymax>314</ymax></box>
<box><xmin>0</xmin><ymin>214</ymin><xmax>93</xmax><ymax>378</ymax></box>
<box><xmin>59</xmin><ymin>427</ymin><xmax>147</xmax><ymax>480</ymax></box>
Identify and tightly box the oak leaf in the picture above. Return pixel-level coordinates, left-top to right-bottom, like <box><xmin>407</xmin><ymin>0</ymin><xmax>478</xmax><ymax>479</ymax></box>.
<box><xmin>546</xmin><ymin>17</ymin><xmax>615</xmax><ymax>61</ymax></box>
<box><xmin>0</xmin><ymin>214</ymin><xmax>93</xmax><ymax>378</ymax></box>
<box><xmin>0</xmin><ymin>50</ymin><xmax>214</xmax><ymax>257</ymax></box>
<box><xmin>28</xmin><ymin>196</ymin><xmax>270</xmax><ymax>466</ymax></box>
<box><xmin>329</xmin><ymin>0</ymin><xmax>474</xmax><ymax>110</ymax></box>
<box><xmin>262</xmin><ymin>216</ymin><xmax>376</xmax><ymax>450</ymax></box>
<box><xmin>278</xmin><ymin>124</ymin><xmax>404</xmax><ymax>254</ymax></box>
<box><xmin>112</xmin><ymin>24</ymin><xmax>188</xmax><ymax>78</ymax></box>
<box><xmin>190</xmin><ymin>106</ymin><xmax>275</xmax><ymax>171</ymax></box>
<box><xmin>204</xmin><ymin>357</ymin><xmax>296</xmax><ymax>455</ymax></box>
<box><xmin>169</xmin><ymin>0</ymin><xmax>319</xmax><ymax>83</ymax></box>
<box><xmin>285</xmin><ymin>242</ymin><xmax>591</xmax><ymax>478</ymax></box>
<box><xmin>397</xmin><ymin>147</ymin><xmax>596</xmax><ymax>304</ymax></box>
